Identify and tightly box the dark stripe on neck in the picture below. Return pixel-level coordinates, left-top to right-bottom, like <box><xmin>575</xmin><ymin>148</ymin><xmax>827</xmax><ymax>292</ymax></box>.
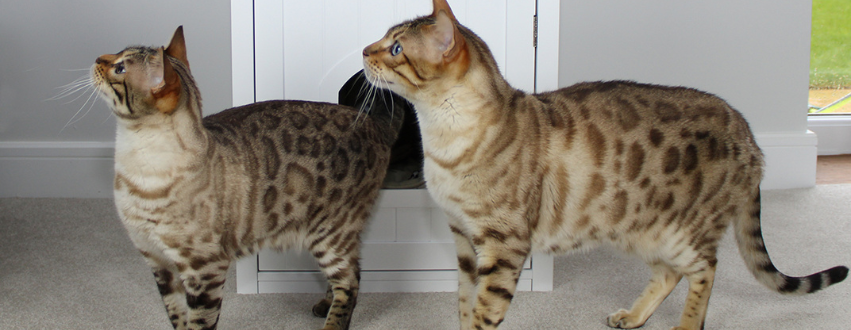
<box><xmin>391</xmin><ymin>67</ymin><xmax>417</xmax><ymax>88</ymax></box>
<box><xmin>402</xmin><ymin>54</ymin><xmax>427</xmax><ymax>82</ymax></box>
<box><xmin>122</xmin><ymin>81</ymin><xmax>134</xmax><ymax>115</ymax></box>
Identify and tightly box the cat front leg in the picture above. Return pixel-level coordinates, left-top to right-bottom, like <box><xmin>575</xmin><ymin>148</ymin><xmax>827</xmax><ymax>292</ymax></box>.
<box><xmin>311</xmin><ymin>285</ymin><xmax>335</xmax><ymax>318</ymax></box>
<box><xmin>450</xmin><ymin>222</ymin><xmax>477</xmax><ymax>330</ymax></box>
<box><xmin>607</xmin><ymin>262</ymin><xmax>682</xmax><ymax>329</ymax></box>
<box><xmin>148</xmin><ymin>264</ymin><xmax>189</xmax><ymax>329</ymax></box>
<box><xmin>138</xmin><ymin>248</ymin><xmax>189</xmax><ymax>330</ymax></box>
<box><xmin>469</xmin><ymin>231</ymin><xmax>530</xmax><ymax>329</ymax></box>
<box><xmin>177</xmin><ymin>257</ymin><xmax>229</xmax><ymax>330</ymax></box>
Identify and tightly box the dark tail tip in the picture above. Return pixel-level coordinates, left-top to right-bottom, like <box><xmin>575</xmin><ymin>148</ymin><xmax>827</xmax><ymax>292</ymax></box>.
<box><xmin>779</xmin><ymin>265</ymin><xmax>848</xmax><ymax>294</ymax></box>
<box><xmin>828</xmin><ymin>266</ymin><xmax>849</xmax><ymax>284</ymax></box>
<box><xmin>802</xmin><ymin>265</ymin><xmax>848</xmax><ymax>294</ymax></box>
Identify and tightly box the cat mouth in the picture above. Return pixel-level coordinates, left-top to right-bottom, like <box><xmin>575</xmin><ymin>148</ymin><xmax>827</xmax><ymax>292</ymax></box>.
<box><xmin>362</xmin><ymin>68</ymin><xmax>394</xmax><ymax>87</ymax></box>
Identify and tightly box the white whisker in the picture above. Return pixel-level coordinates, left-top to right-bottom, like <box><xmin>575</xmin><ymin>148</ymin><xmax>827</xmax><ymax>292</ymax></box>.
<box><xmin>47</xmin><ymin>75</ymin><xmax>93</xmax><ymax>101</ymax></box>
<box><xmin>60</xmin><ymin>86</ymin><xmax>100</xmax><ymax>132</ymax></box>
<box><xmin>61</xmin><ymin>84</ymin><xmax>96</xmax><ymax>104</ymax></box>
<box><xmin>318</xmin><ymin>48</ymin><xmax>363</xmax><ymax>86</ymax></box>
<box><xmin>100</xmin><ymin>111</ymin><xmax>116</xmax><ymax>126</ymax></box>
<box><xmin>58</xmin><ymin>67</ymin><xmax>94</xmax><ymax>72</ymax></box>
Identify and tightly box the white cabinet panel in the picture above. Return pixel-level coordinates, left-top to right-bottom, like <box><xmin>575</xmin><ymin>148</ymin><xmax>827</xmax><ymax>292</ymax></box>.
<box><xmin>234</xmin><ymin>0</ymin><xmax>554</xmax><ymax>294</ymax></box>
<box><xmin>255</xmin><ymin>0</ymin><xmax>534</xmax><ymax>103</ymax></box>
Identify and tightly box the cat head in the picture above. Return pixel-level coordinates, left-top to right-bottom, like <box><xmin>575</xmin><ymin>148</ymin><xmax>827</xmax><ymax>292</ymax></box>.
<box><xmin>92</xmin><ymin>26</ymin><xmax>192</xmax><ymax>120</ymax></box>
<box><xmin>362</xmin><ymin>0</ymin><xmax>473</xmax><ymax>102</ymax></box>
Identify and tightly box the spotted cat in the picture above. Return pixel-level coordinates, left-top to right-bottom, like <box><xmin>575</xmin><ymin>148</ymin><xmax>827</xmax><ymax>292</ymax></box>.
<box><xmin>93</xmin><ymin>27</ymin><xmax>401</xmax><ymax>330</ymax></box>
<box><xmin>362</xmin><ymin>1</ymin><xmax>848</xmax><ymax>329</ymax></box>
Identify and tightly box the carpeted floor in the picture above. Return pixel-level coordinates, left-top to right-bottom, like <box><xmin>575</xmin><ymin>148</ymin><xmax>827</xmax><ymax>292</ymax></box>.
<box><xmin>1</xmin><ymin>186</ymin><xmax>849</xmax><ymax>329</ymax></box>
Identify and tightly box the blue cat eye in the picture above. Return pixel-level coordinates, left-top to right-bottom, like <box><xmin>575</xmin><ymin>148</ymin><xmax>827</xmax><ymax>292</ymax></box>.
<box><xmin>113</xmin><ymin>62</ymin><xmax>126</xmax><ymax>74</ymax></box>
<box><xmin>390</xmin><ymin>41</ymin><xmax>403</xmax><ymax>56</ymax></box>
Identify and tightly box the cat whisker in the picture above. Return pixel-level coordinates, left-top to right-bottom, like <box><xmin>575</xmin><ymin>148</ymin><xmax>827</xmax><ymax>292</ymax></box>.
<box><xmin>60</xmin><ymin>86</ymin><xmax>100</xmax><ymax>132</ymax></box>
<box><xmin>352</xmin><ymin>71</ymin><xmax>370</xmax><ymax>100</ymax></box>
<box><xmin>350</xmin><ymin>84</ymin><xmax>371</xmax><ymax>128</ymax></box>
<box><xmin>58</xmin><ymin>67</ymin><xmax>95</xmax><ymax>72</ymax></box>
<box><xmin>47</xmin><ymin>74</ymin><xmax>94</xmax><ymax>101</ymax></box>
<box><xmin>376</xmin><ymin>76</ymin><xmax>396</xmax><ymax>122</ymax></box>
<box><xmin>317</xmin><ymin>48</ymin><xmax>363</xmax><ymax>86</ymax></box>
<box><xmin>61</xmin><ymin>84</ymin><xmax>97</xmax><ymax>105</ymax></box>
<box><xmin>100</xmin><ymin>110</ymin><xmax>116</xmax><ymax>126</ymax></box>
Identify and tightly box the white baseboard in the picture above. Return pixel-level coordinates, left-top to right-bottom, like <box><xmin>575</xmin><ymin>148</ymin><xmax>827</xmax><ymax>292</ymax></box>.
<box><xmin>0</xmin><ymin>142</ymin><xmax>115</xmax><ymax>198</ymax></box>
<box><xmin>755</xmin><ymin>131</ymin><xmax>817</xmax><ymax>190</ymax></box>
<box><xmin>808</xmin><ymin>116</ymin><xmax>851</xmax><ymax>156</ymax></box>
<box><xmin>0</xmin><ymin>132</ymin><xmax>817</xmax><ymax>198</ymax></box>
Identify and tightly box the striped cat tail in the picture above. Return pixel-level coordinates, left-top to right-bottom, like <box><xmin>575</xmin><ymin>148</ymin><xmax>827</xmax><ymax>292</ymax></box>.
<box><xmin>735</xmin><ymin>189</ymin><xmax>848</xmax><ymax>295</ymax></box>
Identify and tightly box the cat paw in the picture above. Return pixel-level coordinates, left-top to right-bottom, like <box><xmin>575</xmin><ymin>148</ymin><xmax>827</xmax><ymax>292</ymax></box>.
<box><xmin>606</xmin><ymin>309</ymin><xmax>645</xmax><ymax>329</ymax></box>
<box><xmin>312</xmin><ymin>299</ymin><xmax>331</xmax><ymax>317</ymax></box>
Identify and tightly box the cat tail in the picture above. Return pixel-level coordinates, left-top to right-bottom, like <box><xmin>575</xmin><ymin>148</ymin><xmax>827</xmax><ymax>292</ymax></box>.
<box><xmin>734</xmin><ymin>189</ymin><xmax>848</xmax><ymax>295</ymax></box>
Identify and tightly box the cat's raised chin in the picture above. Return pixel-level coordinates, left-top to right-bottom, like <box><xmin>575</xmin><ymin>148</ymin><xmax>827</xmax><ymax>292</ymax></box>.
<box><xmin>94</xmin><ymin>27</ymin><xmax>207</xmax><ymax>178</ymax></box>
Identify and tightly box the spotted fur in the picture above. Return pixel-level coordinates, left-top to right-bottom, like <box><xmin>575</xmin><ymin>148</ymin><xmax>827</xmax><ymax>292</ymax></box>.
<box><xmin>362</xmin><ymin>1</ymin><xmax>848</xmax><ymax>329</ymax></box>
<box><xmin>93</xmin><ymin>27</ymin><xmax>400</xmax><ymax>330</ymax></box>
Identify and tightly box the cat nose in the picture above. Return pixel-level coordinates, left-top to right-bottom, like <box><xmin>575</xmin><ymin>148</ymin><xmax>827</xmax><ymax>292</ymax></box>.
<box><xmin>363</xmin><ymin>42</ymin><xmax>381</xmax><ymax>57</ymax></box>
<box><xmin>96</xmin><ymin>54</ymin><xmax>118</xmax><ymax>65</ymax></box>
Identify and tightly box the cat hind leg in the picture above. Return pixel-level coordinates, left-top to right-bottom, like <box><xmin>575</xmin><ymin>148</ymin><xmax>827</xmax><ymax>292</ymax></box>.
<box><xmin>313</xmin><ymin>245</ymin><xmax>361</xmax><ymax>330</ymax></box>
<box><xmin>673</xmin><ymin>266</ymin><xmax>715</xmax><ymax>330</ymax></box>
<box><xmin>607</xmin><ymin>262</ymin><xmax>682</xmax><ymax>329</ymax></box>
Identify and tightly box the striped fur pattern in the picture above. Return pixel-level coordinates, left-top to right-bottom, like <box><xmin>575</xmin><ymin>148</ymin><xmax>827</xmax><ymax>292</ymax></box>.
<box><xmin>93</xmin><ymin>27</ymin><xmax>399</xmax><ymax>330</ymax></box>
<box><xmin>362</xmin><ymin>1</ymin><xmax>848</xmax><ymax>329</ymax></box>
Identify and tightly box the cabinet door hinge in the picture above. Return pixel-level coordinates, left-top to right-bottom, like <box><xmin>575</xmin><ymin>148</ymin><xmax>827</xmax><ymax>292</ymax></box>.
<box><xmin>533</xmin><ymin>15</ymin><xmax>538</xmax><ymax>48</ymax></box>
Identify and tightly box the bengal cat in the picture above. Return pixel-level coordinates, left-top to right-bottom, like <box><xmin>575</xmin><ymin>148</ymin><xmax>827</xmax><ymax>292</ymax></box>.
<box><xmin>92</xmin><ymin>27</ymin><xmax>401</xmax><ymax>330</ymax></box>
<box><xmin>362</xmin><ymin>1</ymin><xmax>848</xmax><ymax>329</ymax></box>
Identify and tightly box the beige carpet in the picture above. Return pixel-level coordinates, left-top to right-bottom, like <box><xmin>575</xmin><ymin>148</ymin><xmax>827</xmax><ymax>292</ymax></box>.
<box><xmin>1</xmin><ymin>186</ymin><xmax>849</xmax><ymax>329</ymax></box>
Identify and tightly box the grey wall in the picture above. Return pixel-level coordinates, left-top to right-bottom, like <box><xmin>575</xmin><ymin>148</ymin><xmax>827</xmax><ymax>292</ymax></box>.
<box><xmin>0</xmin><ymin>0</ymin><xmax>816</xmax><ymax>196</ymax></box>
<box><xmin>558</xmin><ymin>0</ymin><xmax>812</xmax><ymax>135</ymax></box>
<box><xmin>0</xmin><ymin>0</ymin><xmax>812</xmax><ymax>144</ymax></box>
<box><xmin>0</xmin><ymin>0</ymin><xmax>232</xmax><ymax>143</ymax></box>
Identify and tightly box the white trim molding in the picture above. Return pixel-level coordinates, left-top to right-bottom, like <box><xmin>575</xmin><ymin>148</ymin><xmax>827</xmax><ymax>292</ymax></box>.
<box><xmin>808</xmin><ymin>115</ymin><xmax>851</xmax><ymax>156</ymax></box>
<box><xmin>755</xmin><ymin>131</ymin><xmax>817</xmax><ymax>190</ymax></box>
<box><xmin>0</xmin><ymin>142</ymin><xmax>115</xmax><ymax>198</ymax></box>
<box><xmin>0</xmin><ymin>132</ymin><xmax>816</xmax><ymax>196</ymax></box>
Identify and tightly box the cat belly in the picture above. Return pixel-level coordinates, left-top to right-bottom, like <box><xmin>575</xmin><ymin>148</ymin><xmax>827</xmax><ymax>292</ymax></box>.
<box><xmin>531</xmin><ymin>230</ymin><xmax>601</xmax><ymax>255</ymax></box>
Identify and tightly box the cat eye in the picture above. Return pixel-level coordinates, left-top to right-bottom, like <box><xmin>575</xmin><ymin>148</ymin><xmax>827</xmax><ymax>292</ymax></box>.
<box><xmin>390</xmin><ymin>41</ymin><xmax>403</xmax><ymax>56</ymax></box>
<box><xmin>113</xmin><ymin>62</ymin><xmax>126</xmax><ymax>74</ymax></box>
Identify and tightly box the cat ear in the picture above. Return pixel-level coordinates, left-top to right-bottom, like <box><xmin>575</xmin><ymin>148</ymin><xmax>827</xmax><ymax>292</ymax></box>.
<box><xmin>432</xmin><ymin>10</ymin><xmax>465</xmax><ymax>60</ymax></box>
<box><xmin>151</xmin><ymin>46</ymin><xmax>181</xmax><ymax>114</ymax></box>
<box><xmin>165</xmin><ymin>26</ymin><xmax>189</xmax><ymax>68</ymax></box>
<box><xmin>431</xmin><ymin>0</ymin><xmax>458</xmax><ymax>22</ymax></box>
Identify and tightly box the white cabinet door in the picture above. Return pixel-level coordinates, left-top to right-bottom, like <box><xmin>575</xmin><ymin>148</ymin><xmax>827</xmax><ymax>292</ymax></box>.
<box><xmin>253</xmin><ymin>0</ymin><xmax>535</xmax><ymax>103</ymax></box>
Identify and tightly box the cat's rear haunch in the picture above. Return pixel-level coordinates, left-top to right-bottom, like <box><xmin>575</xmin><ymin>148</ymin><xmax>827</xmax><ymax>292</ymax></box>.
<box><xmin>363</xmin><ymin>1</ymin><xmax>848</xmax><ymax>329</ymax></box>
<box><xmin>93</xmin><ymin>27</ymin><xmax>400</xmax><ymax>330</ymax></box>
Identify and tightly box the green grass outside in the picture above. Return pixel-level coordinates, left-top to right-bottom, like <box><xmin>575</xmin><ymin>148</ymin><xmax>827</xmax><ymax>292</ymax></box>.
<box><xmin>811</xmin><ymin>0</ymin><xmax>851</xmax><ymax>89</ymax></box>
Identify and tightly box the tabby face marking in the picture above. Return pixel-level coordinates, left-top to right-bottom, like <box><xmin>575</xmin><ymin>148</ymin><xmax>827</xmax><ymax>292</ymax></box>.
<box><xmin>364</xmin><ymin>1</ymin><xmax>848</xmax><ymax>330</ymax></box>
<box><xmin>95</xmin><ymin>27</ymin><xmax>398</xmax><ymax>330</ymax></box>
